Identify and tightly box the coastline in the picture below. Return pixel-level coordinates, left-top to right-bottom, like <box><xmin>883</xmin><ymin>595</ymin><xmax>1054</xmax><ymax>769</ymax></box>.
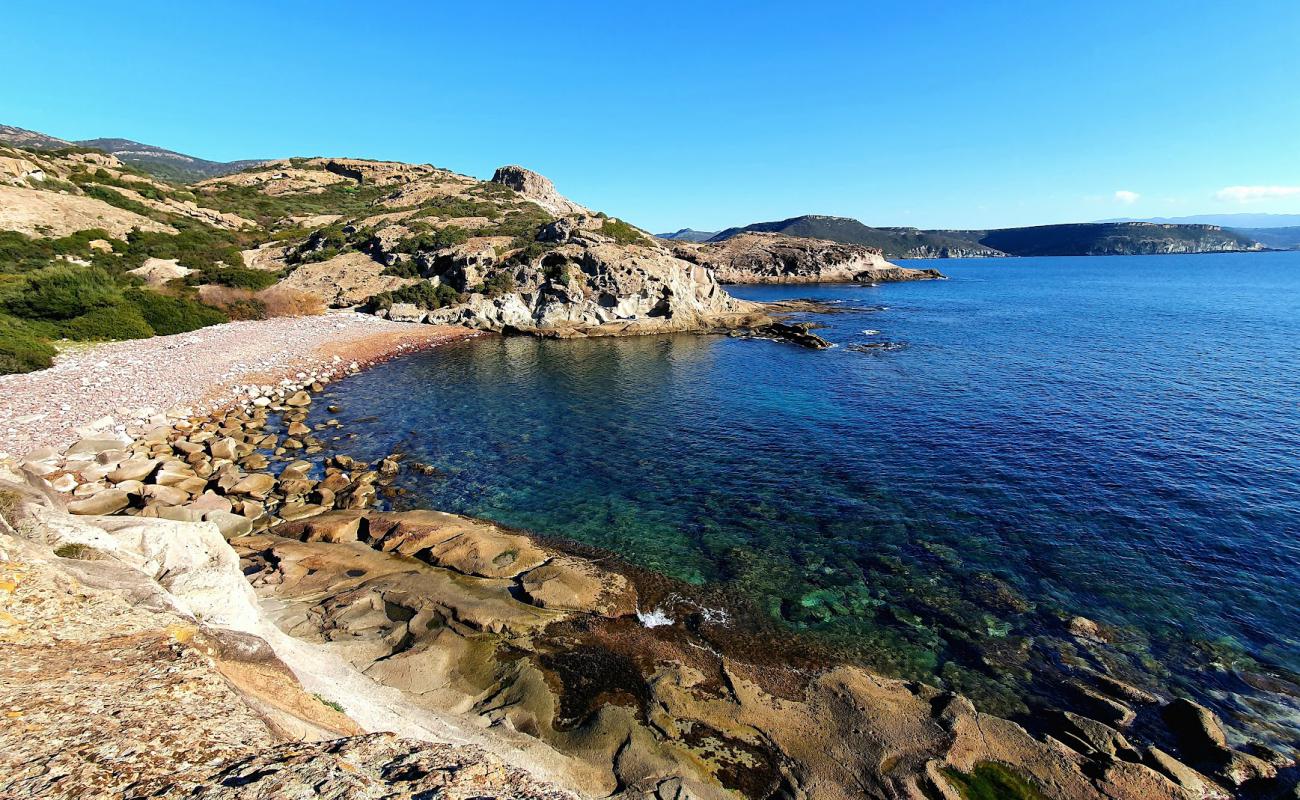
<box><xmin>3</xmin><ymin>325</ymin><xmax>1288</xmax><ymax>799</ymax></box>
<box><xmin>0</xmin><ymin>310</ymin><xmax>478</xmax><ymax>460</ymax></box>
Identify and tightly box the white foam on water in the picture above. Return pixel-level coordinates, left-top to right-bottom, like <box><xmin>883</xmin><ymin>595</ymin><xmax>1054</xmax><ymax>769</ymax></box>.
<box><xmin>636</xmin><ymin>607</ymin><xmax>675</xmax><ymax>628</ymax></box>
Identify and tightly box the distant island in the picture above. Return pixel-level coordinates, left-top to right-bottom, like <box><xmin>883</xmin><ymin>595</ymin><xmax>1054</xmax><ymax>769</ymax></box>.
<box><xmin>660</xmin><ymin>214</ymin><xmax>1286</xmax><ymax>258</ymax></box>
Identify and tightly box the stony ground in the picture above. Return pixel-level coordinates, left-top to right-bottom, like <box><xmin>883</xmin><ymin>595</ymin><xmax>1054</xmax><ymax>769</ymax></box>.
<box><xmin>0</xmin><ymin>311</ymin><xmax>475</xmax><ymax>460</ymax></box>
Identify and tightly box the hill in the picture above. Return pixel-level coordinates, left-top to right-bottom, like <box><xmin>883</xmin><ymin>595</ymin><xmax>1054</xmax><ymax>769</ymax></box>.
<box><xmin>656</xmin><ymin>228</ymin><xmax>717</xmax><ymax>242</ymax></box>
<box><xmin>706</xmin><ymin>215</ymin><xmax>1004</xmax><ymax>258</ymax></box>
<box><xmin>706</xmin><ymin>215</ymin><xmax>1266</xmax><ymax>257</ymax></box>
<box><xmin>1104</xmin><ymin>213</ymin><xmax>1300</xmax><ymax>228</ymax></box>
<box><xmin>1235</xmin><ymin>226</ymin><xmax>1300</xmax><ymax>249</ymax></box>
<box><xmin>76</xmin><ymin>137</ymin><xmax>265</xmax><ymax>183</ymax></box>
<box><xmin>0</xmin><ymin>124</ymin><xmax>266</xmax><ymax>183</ymax></box>
<box><xmin>956</xmin><ymin>222</ymin><xmax>1263</xmax><ymax>257</ymax></box>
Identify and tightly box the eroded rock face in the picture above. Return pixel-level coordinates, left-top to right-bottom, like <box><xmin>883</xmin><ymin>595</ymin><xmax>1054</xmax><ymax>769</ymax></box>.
<box><xmin>677</xmin><ymin>232</ymin><xmax>945</xmax><ymax>284</ymax></box>
<box><xmin>424</xmin><ymin>237</ymin><xmax>760</xmax><ymax>336</ymax></box>
<box><xmin>491</xmin><ymin>165</ymin><xmax>590</xmax><ymax>216</ymax></box>
<box><xmin>0</xmin><ymin>476</ymin><xmax>572</xmax><ymax>800</ymax></box>
<box><xmin>278</xmin><ymin>250</ymin><xmax>417</xmax><ymax>307</ymax></box>
<box><xmin>239</xmin><ymin>508</ymin><xmax>1230</xmax><ymax>800</ymax></box>
<box><xmin>129</xmin><ymin>733</ymin><xmax>574</xmax><ymax>800</ymax></box>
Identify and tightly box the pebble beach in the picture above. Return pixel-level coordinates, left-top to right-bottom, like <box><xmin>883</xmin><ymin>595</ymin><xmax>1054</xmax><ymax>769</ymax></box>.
<box><xmin>0</xmin><ymin>311</ymin><xmax>475</xmax><ymax>460</ymax></box>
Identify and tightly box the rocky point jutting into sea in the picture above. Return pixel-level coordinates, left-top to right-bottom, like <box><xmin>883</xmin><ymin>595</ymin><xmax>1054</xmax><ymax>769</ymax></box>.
<box><xmin>0</xmin><ymin>128</ymin><xmax>1295</xmax><ymax>800</ymax></box>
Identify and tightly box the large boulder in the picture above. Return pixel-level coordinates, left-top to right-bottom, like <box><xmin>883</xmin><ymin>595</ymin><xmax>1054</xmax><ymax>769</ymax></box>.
<box><xmin>425</xmin><ymin>240</ymin><xmax>758</xmax><ymax>335</ymax></box>
<box><xmin>490</xmin><ymin>165</ymin><xmax>589</xmax><ymax>216</ymax></box>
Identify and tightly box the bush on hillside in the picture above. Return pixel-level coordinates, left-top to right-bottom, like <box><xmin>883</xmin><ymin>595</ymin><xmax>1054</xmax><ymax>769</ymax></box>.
<box><xmin>201</xmin><ymin>265</ymin><xmax>279</xmax><ymax>290</ymax></box>
<box><xmin>0</xmin><ymin>314</ymin><xmax>57</xmax><ymax>374</ymax></box>
<box><xmin>119</xmin><ymin>224</ymin><xmax>248</xmax><ymax>273</ymax></box>
<box><xmin>480</xmin><ymin>269</ymin><xmax>515</xmax><ymax>298</ymax></box>
<box><xmin>124</xmin><ymin>288</ymin><xmax>227</xmax><ymax>335</ymax></box>
<box><xmin>364</xmin><ymin>281</ymin><xmax>462</xmax><ymax>313</ymax></box>
<box><xmin>199</xmin><ymin>286</ymin><xmax>265</xmax><ymax>320</ymax></box>
<box><xmin>4</xmin><ymin>265</ymin><xmax>122</xmax><ymax>321</ymax></box>
<box><xmin>598</xmin><ymin>218</ymin><xmax>646</xmax><ymax>245</ymax></box>
<box><xmin>392</xmin><ymin>226</ymin><xmax>470</xmax><ymax>255</ymax></box>
<box><xmin>59</xmin><ymin>303</ymin><xmax>154</xmax><ymax>341</ymax></box>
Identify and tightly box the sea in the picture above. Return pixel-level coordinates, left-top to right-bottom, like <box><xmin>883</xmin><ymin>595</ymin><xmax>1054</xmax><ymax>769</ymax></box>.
<box><xmin>293</xmin><ymin>251</ymin><xmax>1300</xmax><ymax>745</ymax></box>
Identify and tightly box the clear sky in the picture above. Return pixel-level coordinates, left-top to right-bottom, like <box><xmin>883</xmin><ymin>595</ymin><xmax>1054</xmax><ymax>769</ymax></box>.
<box><xmin>3</xmin><ymin>0</ymin><xmax>1298</xmax><ymax>232</ymax></box>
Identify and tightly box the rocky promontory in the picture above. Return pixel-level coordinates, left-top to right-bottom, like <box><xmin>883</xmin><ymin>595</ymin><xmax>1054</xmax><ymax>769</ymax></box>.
<box><xmin>674</xmin><ymin>232</ymin><xmax>946</xmax><ymax>284</ymax></box>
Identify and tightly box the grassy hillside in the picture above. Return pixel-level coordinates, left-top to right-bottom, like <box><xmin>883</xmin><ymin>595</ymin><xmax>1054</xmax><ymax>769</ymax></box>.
<box><xmin>75</xmin><ymin>138</ymin><xmax>265</xmax><ymax>183</ymax></box>
<box><xmin>0</xmin><ymin>144</ymin><xmax>584</xmax><ymax>373</ymax></box>
<box><xmin>0</xmin><ymin>124</ymin><xmax>265</xmax><ymax>183</ymax></box>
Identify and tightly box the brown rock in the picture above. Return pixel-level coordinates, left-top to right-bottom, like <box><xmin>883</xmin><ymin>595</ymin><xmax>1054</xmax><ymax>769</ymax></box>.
<box><xmin>107</xmin><ymin>458</ymin><xmax>159</xmax><ymax>483</ymax></box>
<box><xmin>143</xmin><ymin>484</ymin><xmax>191</xmax><ymax>507</ymax></box>
<box><xmin>519</xmin><ymin>556</ymin><xmax>637</xmax><ymax>617</ymax></box>
<box><xmin>209</xmin><ymin>437</ymin><xmax>240</xmax><ymax>461</ymax></box>
<box><xmin>67</xmin><ymin>490</ymin><xmax>130</xmax><ymax>515</ymax></box>
<box><xmin>229</xmin><ymin>473</ymin><xmax>276</xmax><ymax>499</ymax></box>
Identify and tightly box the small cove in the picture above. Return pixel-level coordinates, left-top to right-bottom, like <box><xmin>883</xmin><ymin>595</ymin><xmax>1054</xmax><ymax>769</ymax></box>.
<box><xmin>290</xmin><ymin>252</ymin><xmax>1300</xmax><ymax>745</ymax></box>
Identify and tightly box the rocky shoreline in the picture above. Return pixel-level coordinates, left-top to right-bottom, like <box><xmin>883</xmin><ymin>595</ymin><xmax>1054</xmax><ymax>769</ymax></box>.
<box><xmin>4</xmin><ymin>359</ymin><xmax>1294</xmax><ymax>799</ymax></box>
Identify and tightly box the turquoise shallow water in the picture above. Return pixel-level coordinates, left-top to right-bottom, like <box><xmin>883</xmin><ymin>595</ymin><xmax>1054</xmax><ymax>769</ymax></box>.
<box><xmin>300</xmin><ymin>252</ymin><xmax>1300</xmax><ymax>740</ymax></box>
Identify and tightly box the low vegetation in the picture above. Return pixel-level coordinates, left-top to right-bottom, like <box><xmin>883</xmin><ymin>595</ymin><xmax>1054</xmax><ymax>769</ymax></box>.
<box><xmin>0</xmin><ymin>314</ymin><xmax>58</xmax><ymax>373</ymax></box>
<box><xmin>364</xmin><ymin>281</ymin><xmax>463</xmax><ymax>313</ymax></box>
<box><xmin>943</xmin><ymin>762</ymin><xmax>1046</xmax><ymax>800</ymax></box>
<box><xmin>199</xmin><ymin>285</ymin><xmax>325</xmax><ymax>320</ymax></box>
<box><xmin>598</xmin><ymin>217</ymin><xmax>647</xmax><ymax>245</ymax></box>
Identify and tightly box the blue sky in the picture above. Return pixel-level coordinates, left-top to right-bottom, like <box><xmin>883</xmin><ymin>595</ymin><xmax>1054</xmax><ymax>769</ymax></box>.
<box><xmin>3</xmin><ymin>1</ymin><xmax>1298</xmax><ymax>231</ymax></box>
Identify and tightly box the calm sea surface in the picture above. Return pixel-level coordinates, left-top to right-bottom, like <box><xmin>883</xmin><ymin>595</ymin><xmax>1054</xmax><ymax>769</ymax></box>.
<box><xmin>300</xmin><ymin>252</ymin><xmax>1300</xmax><ymax>740</ymax></box>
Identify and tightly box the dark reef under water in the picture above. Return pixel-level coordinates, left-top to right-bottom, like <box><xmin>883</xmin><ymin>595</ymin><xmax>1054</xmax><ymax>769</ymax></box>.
<box><xmin>287</xmin><ymin>252</ymin><xmax>1300</xmax><ymax>750</ymax></box>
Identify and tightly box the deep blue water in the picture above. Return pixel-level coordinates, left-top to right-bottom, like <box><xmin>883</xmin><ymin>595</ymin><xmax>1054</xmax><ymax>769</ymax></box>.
<box><xmin>302</xmin><ymin>252</ymin><xmax>1300</xmax><ymax>740</ymax></box>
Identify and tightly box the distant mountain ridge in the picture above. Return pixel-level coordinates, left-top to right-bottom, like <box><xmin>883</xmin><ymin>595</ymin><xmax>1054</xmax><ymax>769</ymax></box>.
<box><xmin>656</xmin><ymin>228</ymin><xmax>716</xmax><ymax>242</ymax></box>
<box><xmin>707</xmin><ymin>215</ymin><xmax>1004</xmax><ymax>258</ymax></box>
<box><xmin>700</xmin><ymin>215</ymin><xmax>1268</xmax><ymax>258</ymax></box>
<box><xmin>1103</xmin><ymin>213</ymin><xmax>1300</xmax><ymax>228</ymax></box>
<box><xmin>0</xmin><ymin>124</ymin><xmax>265</xmax><ymax>183</ymax></box>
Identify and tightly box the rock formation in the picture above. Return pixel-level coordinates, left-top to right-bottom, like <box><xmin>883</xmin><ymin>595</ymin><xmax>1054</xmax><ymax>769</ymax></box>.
<box><xmin>5</xmin><ymin>376</ymin><xmax>1295</xmax><ymax>800</ymax></box>
<box><xmin>491</xmin><ymin>165</ymin><xmax>590</xmax><ymax>216</ymax></box>
<box><xmin>0</xmin><ymin>469</ymin><xmax>572</xmax><ymax>798</ymax></box>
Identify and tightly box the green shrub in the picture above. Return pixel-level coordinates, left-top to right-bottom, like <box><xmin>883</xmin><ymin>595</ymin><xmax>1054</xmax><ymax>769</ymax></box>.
<box><xmin>0</xmin><ymin>314</ymin><xmax>57</xmax><ymax>374</ymax></box>
<box><xmin>125</xmin><ymin>288</ymin><xmax>227</xmax><ymax>335</ymax></box>
<box><xmin>480</xmin><ymin>269</ymin><xmax>515</xmax><ymax>297</ymax></box>
<box><xmin>5</xmin><ymin>265</ymin><xmax>123</xmax><ymax>321</ymax></box>
<box><xmin>120</xmin><ymin>224</ymin><xmax>247</xmax><ymax>272</ymax></box>
<box><xmin>507</xmin><ymin>241</ymin><xmax>557</xmax><ymax>265</ymax></box>
<box><xmin>60</xmin><ymin>304</ymin><xmax>154</xmax><ymax>341</ymax></box>
<box><xmin>943</xmin><ymin>763</ymin><xmax>1046</xmax><ymax>800</ymax></box>
<box><xmin>202</xmin><ymin>266</ymin><xmax>278</xmax><ymax>290</ymax></box>
<box><xmin>81</xmin><ymin>184</ymin><xmax>155</xmax><ymax>216</ymax></box>
<box><xmin>543</xmin><ymin>260</ymin><xmax>571</xmax><ymax>284</ymax></box>
<box><xmin>398</xmin><ymin>226</ymin><xmax>470</xmax><ymax>253</ymax></box>
<box><xmin>365</xmin><ymin>281</ymin><xmax>462</xmax><ymax>312</ymax></box>
<box><xmin>381</xmin><ymin>259</ymin><xmax>423</xmax><ymax>278</ymax></box>
<box><xmin>0</xmin><ymin>230</ymin><xmax>121</xmax><ymax>274</ymax></box>
<box><xmin>598</xmin><ymin>218</ymin><xmax>646</xmax><ymax>245</ymax></box>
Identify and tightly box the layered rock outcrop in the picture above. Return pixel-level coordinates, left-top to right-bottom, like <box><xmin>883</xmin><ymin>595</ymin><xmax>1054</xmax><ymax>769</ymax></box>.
<box><xmin>491</xmin><ymin>165</ymin><xmax>590</xmax><ymax>216</ymax></box>
<box><xmin>0</xmin><ymin>472</ymin><xmax>573</xmax><ymax>799</ymax></box>
<box><xmin>677</xmin><ymin>232</ymin><xmax>945</xmax><ymax>284</ymax></box>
